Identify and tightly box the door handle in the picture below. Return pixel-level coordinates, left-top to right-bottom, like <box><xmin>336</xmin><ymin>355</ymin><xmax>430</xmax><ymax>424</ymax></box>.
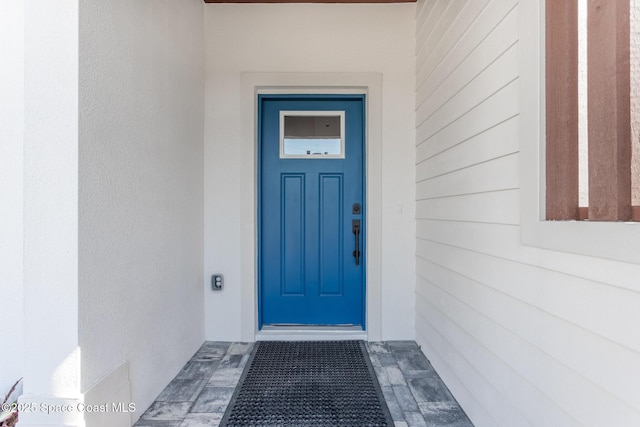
<box><xmin>352</xmin><ymin>220</ymin><xmax>361</xmax><ymax>266</ymax></box>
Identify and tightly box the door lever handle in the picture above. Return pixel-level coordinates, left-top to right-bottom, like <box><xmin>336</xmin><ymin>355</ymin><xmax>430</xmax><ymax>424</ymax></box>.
<box><xmin>352</xmin><ymin>220</ymin><xmax>361</xmax><ymax>266</ymax></box>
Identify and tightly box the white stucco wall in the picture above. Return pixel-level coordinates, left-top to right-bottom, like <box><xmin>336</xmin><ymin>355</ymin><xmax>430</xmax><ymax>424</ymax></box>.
<box><xmin>23</xmin><ymin>0</ymin><xmax>80</xmax><ymax>398</ymax></box>
<box><xmin>78</xmin><ymin>0</ymin><xmax>205</xmax><ymax>421</ymax></box>
<box><xmin>0</xmin><ymin>0</ymin><xmax>24</xmax><ymax>401</ymax></box>
<box><xmin>20</xmin><ymin>1</ymin><xmax>82</xmax><ymax>424</ymax></box>
<box><xmin>204</xmin><ymin>3</ymin><xmax>416</xmax><ymax>341</ymax></box>
<box><xmin>416</xmin><ymin>0</ymin><xmax>640</xmax><ymax>426</ymax></box>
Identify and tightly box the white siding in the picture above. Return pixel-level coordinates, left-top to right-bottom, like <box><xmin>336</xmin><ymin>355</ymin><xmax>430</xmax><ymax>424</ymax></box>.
<box><xmin>415</xmin><ymin>1</ymin><xmax>640</xmax><ymax>426</ymax></box>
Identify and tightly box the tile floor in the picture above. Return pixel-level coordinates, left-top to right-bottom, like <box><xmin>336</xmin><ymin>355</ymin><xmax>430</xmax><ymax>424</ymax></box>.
<box><xmin>134</xmin><ymin>341</ymin><xmax>474</xmax><ymax>427</ymax></box>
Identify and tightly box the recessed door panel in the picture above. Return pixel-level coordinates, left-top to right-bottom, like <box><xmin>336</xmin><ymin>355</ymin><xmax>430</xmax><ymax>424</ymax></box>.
<box><xmin>281</xmin><ymin>174</ymin><xmax>305</xmax><ymax>296</ymax></box>
<box><xmin>319</xmin><ymin>174</ymin><xmax>344</xmax><ymax>296</ymax></box>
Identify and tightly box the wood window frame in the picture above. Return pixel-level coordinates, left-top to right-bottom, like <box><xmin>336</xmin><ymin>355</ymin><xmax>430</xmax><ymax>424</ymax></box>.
<box><xmin>519</xmin><ymin>0</ymin><xmax>640</xmax><ymax>264</ymax></box>
<box><xmin>545</xmin><ymin>0</ymin><xmax>580</xmax><ymax>220</ymax></box>
<box><xmin>545</xmin><ymin>0</ymin><xmax>636</xmax><ymax>221</ymax></box>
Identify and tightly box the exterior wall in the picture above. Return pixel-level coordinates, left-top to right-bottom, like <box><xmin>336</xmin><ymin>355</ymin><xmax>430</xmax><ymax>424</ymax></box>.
<box><xmin>415</xmin><ymin>1</ymin><xmax>640</xmax><ymax>426</ymax></box>
<box><xmin>20</xmin><ymin>0</ymin><xmax>83</xmax><ymax>424</ymax></box>
<box><xmin>78</xmin><ymin>0</ymin><xmax>205</xmax><ymax>422</ymax></box>
<box><xmin>0</xmin><ymin>0</ymin><xmax>24</xmax><ymax>401</ymax></box>
<box><xmin>204</xmin><ymin>4</ymin><xmax>416</xmax><ymax>341</ymax></box>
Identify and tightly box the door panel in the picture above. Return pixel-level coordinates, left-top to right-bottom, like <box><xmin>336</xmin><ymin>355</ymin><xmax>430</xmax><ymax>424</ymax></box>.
<box><xmin>319</xmin><ymin>174</ymin><xmax>343</xmax><ymax>296</ymax></box>
<box><xmin>281</xmin><ymin>174</ymin><xmax>305</xmax><ymax>295</ymax></box>
<box><xmin>259</xmin><ymin>95</ymin><xmax>365</xmax><ymax>327</ymax></box>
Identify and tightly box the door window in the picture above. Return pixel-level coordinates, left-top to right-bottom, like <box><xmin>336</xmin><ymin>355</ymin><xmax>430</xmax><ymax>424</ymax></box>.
<box><xmin>280</xmin><ymin>111</ymin><xmax>345</xmax><ymax>159</ymax></box>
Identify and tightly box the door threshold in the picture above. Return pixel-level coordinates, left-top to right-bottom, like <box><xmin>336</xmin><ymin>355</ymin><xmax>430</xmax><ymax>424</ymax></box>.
<box><xmin>256</xmin><ymin>325</ymin><xmax>367</xmax><ymax>341</ymax></box>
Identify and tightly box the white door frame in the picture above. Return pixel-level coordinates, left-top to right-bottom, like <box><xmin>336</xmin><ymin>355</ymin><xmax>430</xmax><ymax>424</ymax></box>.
<box><xmin>239</xmin><ymin>72</ymin><xmax>383</xmax><ymax>341</ymax></box>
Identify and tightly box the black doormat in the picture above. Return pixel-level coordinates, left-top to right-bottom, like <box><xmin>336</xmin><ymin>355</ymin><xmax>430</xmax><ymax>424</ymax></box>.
<box><xmin>220</xmin><ymin>340</ymin><xmax>394</xmax><ymax>426</ymax></box>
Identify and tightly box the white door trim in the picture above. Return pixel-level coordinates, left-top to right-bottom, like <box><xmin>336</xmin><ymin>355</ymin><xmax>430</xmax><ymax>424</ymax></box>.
<box><xmin>240</xmin><ymin>72</ymin><xmax>383</xmax><ymax>342</ymax></box>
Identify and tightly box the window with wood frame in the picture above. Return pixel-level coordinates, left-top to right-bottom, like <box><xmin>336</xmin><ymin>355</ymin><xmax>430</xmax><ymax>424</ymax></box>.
<box><xmin>546</xmin><ymin>0</ymin><xmax>640</xmax><ymax>221</ymax></box>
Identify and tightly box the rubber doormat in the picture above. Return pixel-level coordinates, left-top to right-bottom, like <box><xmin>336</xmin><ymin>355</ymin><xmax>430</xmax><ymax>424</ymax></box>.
<box><xmin>220</xmin><ymin>341</ymin><xmax>394</xmax><ymax>426</ymax></box>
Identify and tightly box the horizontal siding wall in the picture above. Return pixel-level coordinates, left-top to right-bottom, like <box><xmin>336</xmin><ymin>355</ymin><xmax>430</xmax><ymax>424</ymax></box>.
<box><xmin>415</xmin><ymin>1</ymin><xmax>640</xmax><ymax>426</ymax></box>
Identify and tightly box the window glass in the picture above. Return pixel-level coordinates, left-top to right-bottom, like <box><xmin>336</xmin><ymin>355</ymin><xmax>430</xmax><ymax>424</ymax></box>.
<box><xmin>280</xmin><ymin>112</ymin><xmax>345</xmax><ymax>159</ymax></box>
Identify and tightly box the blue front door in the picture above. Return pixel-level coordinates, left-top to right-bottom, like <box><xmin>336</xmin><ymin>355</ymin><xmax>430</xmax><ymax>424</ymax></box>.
<box><xmin>259</xmin><ymin>95</ymin><xmax>365</xmax><ymax>327</ymax></box>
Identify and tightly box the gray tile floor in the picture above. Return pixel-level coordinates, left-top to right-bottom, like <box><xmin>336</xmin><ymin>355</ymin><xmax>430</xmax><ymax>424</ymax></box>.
<box><xmin>135</xmin><ymin>341</ymin><xmax>473</xmax><ymax>427</ymax></box>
